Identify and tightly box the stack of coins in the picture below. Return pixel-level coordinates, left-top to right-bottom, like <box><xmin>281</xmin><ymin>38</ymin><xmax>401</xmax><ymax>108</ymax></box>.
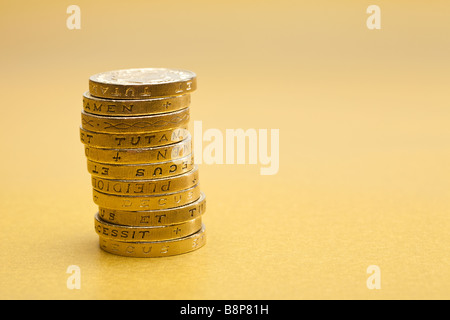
<box><xmin>79</xmin><ymin>68</ymin><xmax>206</xmax><ymax>257</ymax></box>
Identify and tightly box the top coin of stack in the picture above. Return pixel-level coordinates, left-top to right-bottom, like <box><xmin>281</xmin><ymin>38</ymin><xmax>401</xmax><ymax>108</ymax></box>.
<box><xmin>80</xmin><ymin>68</ymin><xmax>206</xmax><ymax>257</ymax></box>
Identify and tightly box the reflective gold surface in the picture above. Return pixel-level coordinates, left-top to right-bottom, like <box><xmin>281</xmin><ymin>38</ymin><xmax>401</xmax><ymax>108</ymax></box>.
<box><xmin>89</xmin><ymin>68</ymin><xmax>197</xmax><ymax>99</ymax></box>
<box><xmin>83</xmin><ymin>137</ymin><xmax>191</xmax><ymax>164</ymax></box>
<box><xmin>99</xmin><ymin>225</ymin><xmax>206</xmax><ymax>258</ymax></box>
<box><xmin>94</xmin><ymin>213</ymin><xmax>203</xmax><ymax>241</ymax></box>
<box><xmin>92</xmin><ymin>184</ymin><xmax>201</xmax><ymax>210</ymax></box>
<box><xmin>87</xmin><ymin>155</ymin><xmax>195</xmax><ymax>179</ymax></box>
<box><xmin>81</xmin><ymin>108</ymin><xmax>190</xmax><ymax>133</ymax></box>
<box><xmin>83</xmin><ymin>92</ymin><xmax>191</xmax><ymax>116</ymax></box>
<box><xmin>80</xmin><ymin>126</ymin><xmax>189</xmax><ymax>149</ymax></box>
<box><xmin>91</xmin><ymin>165</ymin><xmax>199</xmax><ymax>195</ymax></box>
<box><xmin>98</xmin><ymin>191</ymin><xmax>206</xmax><ymax>226</ymax></box>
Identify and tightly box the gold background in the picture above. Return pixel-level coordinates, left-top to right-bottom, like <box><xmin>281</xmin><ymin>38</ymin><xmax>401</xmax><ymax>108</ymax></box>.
<box><xmin>1</xmin><ymin>0</ymin><xmax>449</xmax><ymax>299</ymax></box>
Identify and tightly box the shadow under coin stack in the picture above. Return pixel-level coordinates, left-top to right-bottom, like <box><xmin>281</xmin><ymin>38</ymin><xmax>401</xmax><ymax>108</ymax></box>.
<box><xmin>79</xmin><ymin>68</ymin><xmax>206</xmax><ymax>257</ymax></box>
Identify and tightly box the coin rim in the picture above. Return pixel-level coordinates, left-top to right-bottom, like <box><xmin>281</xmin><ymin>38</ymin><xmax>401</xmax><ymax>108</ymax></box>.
<box><xmin>89</xmin><ymin>68</ymin><xmax>197</xmax><ymax>86</ymax></box>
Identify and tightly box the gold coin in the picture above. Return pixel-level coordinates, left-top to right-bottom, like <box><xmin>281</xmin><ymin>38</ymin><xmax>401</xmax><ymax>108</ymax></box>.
<box><xmin>83</xmin><ymin>91</ymin><xmax>190</xmax><ymax>116</ymax></box>
<box><xmin>99</xmin><ymin>191</ymin><xmax>206</xmax><ymax>226</ymax></box>
<box><xmin>80</xmin><ymin>126</ymin><xmax>189</xmax><ymax>149</ymax></box>
<box><xmin>91</xmin><ymin>165</ymin><xmax>199</xmax><ymax>196</ymax></box>
<box><xmin>94</xmin><ymin>213</ymin><xmax>202</xmax><ymax>242</ymax></box>
<box><xmin>84</xmin><ymin>136</ymin><xmax>191</xmax><ymax>164</ymax></box>
<box><xmin>89</xmin><ymin>68</ymin><xmax>196</xmax><ymax>100</ymax></box>
<box><xmin>93</xmin><ymin>184</ymin><xmax>201</xmax><ymax>211</ymax></box>
<box><xmin>86</xmin><ymin>154</ymin><xmax>194</xmax><ymax>180</ymax></box>
<box><xmin>98</xmin><ymin>224</ymin><xmax>206</xmax><ymax>258</ymax></box>
<box><xmin>81</xmin><ymin>108</ymin><xmax>190</xmax><ymax>133</ymax></box>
